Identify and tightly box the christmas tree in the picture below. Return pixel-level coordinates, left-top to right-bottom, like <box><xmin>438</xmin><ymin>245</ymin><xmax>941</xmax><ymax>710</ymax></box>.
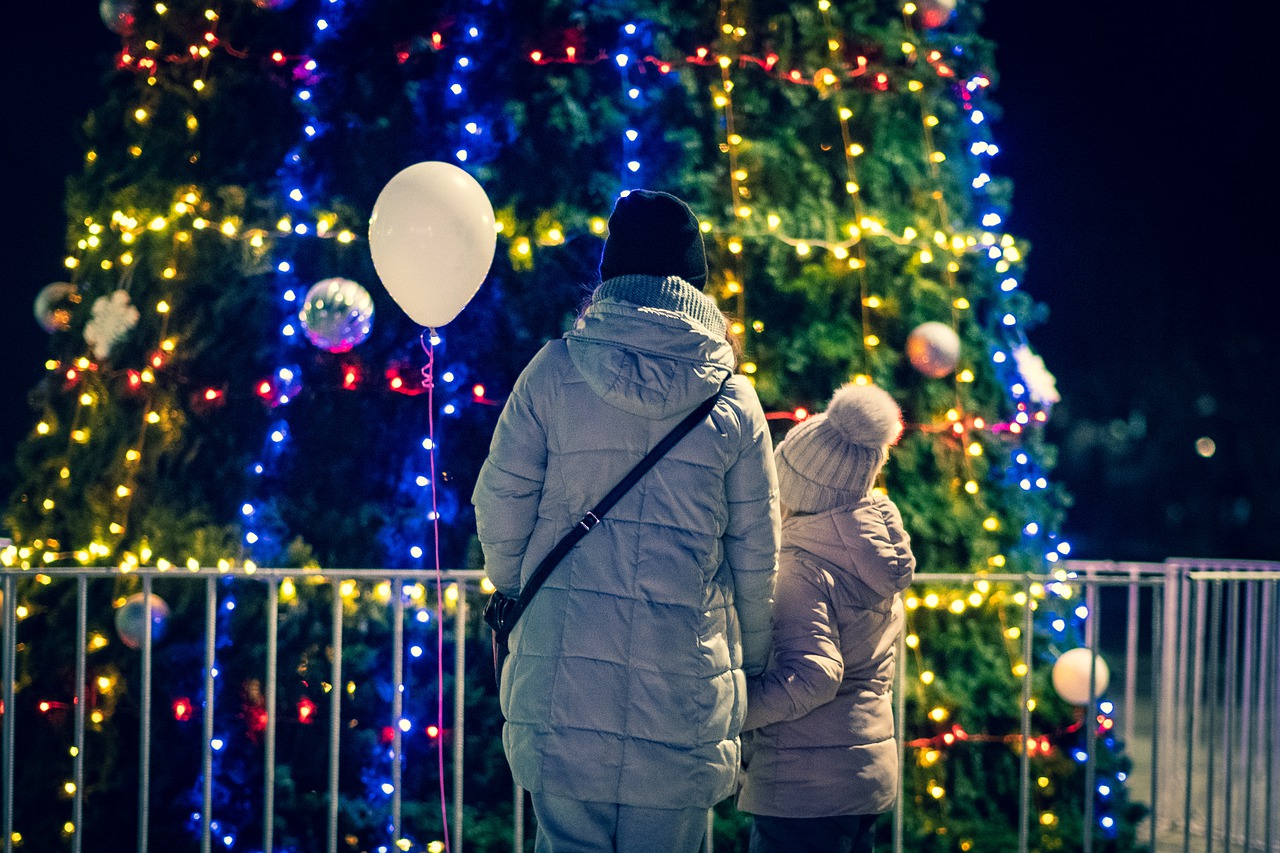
<box><xmin>5</xmin><ymin>0</ymin><xmax>1146</xmax><ymax>850</ymax></box>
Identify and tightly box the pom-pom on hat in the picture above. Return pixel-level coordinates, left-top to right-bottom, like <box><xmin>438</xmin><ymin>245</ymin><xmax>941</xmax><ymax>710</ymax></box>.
<box><xmin>599</xmin><ymin>190</ymin><xmax>709</xmax><ymax>286</ymax></box>
<box><xmin>775</xmin><ymin>383</ymin><xmax>904</xmax><ymax>513</ymax></box>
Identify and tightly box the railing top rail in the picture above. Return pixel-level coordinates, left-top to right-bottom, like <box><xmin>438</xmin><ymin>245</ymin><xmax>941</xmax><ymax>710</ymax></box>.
<box><xmin>1060</xmin><ymin>558</ymin><xmax>1280</xmax><ymax>580</ymax></box>
<box><xmin>0</xmin><ymin>566</ymin><xmax>489</xmax><ymax>581</ymax></box>
<box><xmin>0</xmin><ymin>567</ymin><xmax>1122</xmax><ymax>583</ymax></box>
<box><xmin>1162</xmin><ymin>556</ymin><xmax>1280</xmax><ymax>571</ymax></box>
<box><xmin>3</xmin><ymin>561</ymin><xmax>1276</xmax><ymax>583</ymax></box>
<box><xmin>1183</xmin><ymin>570</ymin><xmax>1280</xmax><ymax>581</ymax></box>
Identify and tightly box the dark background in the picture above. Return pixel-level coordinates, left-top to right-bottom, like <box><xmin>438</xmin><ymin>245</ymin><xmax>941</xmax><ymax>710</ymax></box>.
<box><xmin>4</xmin><ymin>1</ymin><xmax>1273</xmax><ymax>562</ymax></box>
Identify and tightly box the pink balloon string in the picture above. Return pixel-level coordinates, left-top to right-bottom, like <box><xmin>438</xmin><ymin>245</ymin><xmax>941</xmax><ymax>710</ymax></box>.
<box><xmin>419</xmin><ymin>329</ymin><xmax>451</xmax><ymax>853</ymax></box>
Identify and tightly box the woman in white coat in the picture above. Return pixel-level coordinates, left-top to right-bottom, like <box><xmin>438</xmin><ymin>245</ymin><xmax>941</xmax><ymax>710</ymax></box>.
<box><xmin>473</xmin><ymin>190</ymin><xmax>780</xmax><ymax>853</ymax></box>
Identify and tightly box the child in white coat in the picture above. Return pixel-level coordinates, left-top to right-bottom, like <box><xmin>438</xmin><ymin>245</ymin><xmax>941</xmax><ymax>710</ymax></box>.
<box><xmin>738</xmin><ymin>382</ymin><xmax>916</xmax><ymax>853</ymax></box>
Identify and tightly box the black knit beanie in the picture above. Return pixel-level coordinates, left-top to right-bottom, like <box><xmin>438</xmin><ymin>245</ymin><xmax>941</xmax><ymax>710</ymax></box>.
<box><xmin>598</xmin><ymin>190</ymin><xmax>709</xmax><ymax>286</ymax></box>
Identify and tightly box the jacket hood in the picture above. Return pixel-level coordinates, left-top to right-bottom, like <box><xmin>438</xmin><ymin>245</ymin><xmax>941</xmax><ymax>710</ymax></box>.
<box><xmin>564</xmin><ymin>276</ymin><xmax>734</xmax><ymax>419</ymax></box>
<box><xmin>783</xmin><ymin>499</ymin><xmax>915</xmax><ymax>600</ymax></box>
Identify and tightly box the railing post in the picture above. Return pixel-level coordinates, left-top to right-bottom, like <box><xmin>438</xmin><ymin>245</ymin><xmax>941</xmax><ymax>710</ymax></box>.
<box><xmin>1123</xmin><ymin>564</ymin><xmax>1139</xmax><ymax>752</ymax></box>
<box><xmin>453</xmin><ymin>587</ymin><xmax>467</xmax><ymax>853</ymax></box>
<box><xmin>1148</xmin><ymin>576</ymin><xmax>1163</xmax><ymax>851</ymax></box>
<box><xmin>202</xmin><ymin>575</ymin><xmax>217</xmax><ymax>853</ymax></box>
<box><xmin>1184</xmin><ymin>573</ymin><xmax>1207</xmax><ymax>852</ymax></box>
<box><xmin>1019</xmin><ymin>571</ymin><xmax>1034</xmax><ymax>853</ymax></box>
<box><xmin>138</xmin><ymin>575</ymin><xmax>154</xmax><ymax>853</ymax></box>
<box><xmin>1240</xmin><ymin>578</ymin><xmax>1257</xmax><ymax>853</ymax></box>
<box><xmin>1164</xmin><ymin>560</ymin><xmax>1189</xmax><ymax>839</ymax></box>
<box><xmin>1264</xmin><ymin>579</ymin><xmax>1277</xmax><ymax>853</ymax></box>
<box><xmin>327</xmin><ymin>581</ymin><xmax>344</xmax><ymax>853</ymax></box>
<box><xmin>391</xmin><ymin>577</ymin><xmax>405</xmax><ymax>846</ymax></box>
<box><xmin>1257</xmin><ymin>570</ymin><xmax>1277</xmax><ymax>853</ymax></box>
<box><xmin>1222</xmin><ymin>581</ymin><xmax>1240</xmax><ymax>852</ymax></box>
<box><xmin>73</xmin><ymin>576</ymin><xmax>86</xmax><ymax>853</ymax></box>
<box><xmin>2</xmin><ymin>573</ymin><xmax>16</xmax><ymax>853</ymax></box>
<box><xmin>263</xmin><ymin>578</ymin><xmax>279</xmax><ymax>853</ymax></box>
<box><xmin>893</xmin><ymin>612</ymin><xmax>905</xmax><ymax>853</ymax></box>
<box><xmin>1207</xmin><ymin>580</ymin><xmax>1223</xmax><ymax>852</ymax></box>
<box><xmin>1082</xmin><ymin>570</ymin><xmax>1099</xmax><ymax>853</ymax></box>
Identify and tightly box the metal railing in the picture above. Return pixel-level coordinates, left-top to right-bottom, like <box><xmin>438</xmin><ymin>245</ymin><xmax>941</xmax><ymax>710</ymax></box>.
<box><xmin>2</xmin><ymin>560</ymin><xmax>1277</xmax><ymax>852</ymax></box>
<box><xmin>1037</xmin><ymin>560</ymin><xmax>1278</xmax><ymax>853</ymax></box>
<box><xmin>1</xmin><ymin>566</ymin><xmax>481</xmax><ymax>853</ymax></box>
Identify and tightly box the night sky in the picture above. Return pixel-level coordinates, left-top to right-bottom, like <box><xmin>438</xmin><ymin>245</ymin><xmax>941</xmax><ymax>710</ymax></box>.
<box><xmin>4</xmin><ymin>2</ymin><xmax>1272</xmax><ymax>562</ymax></box>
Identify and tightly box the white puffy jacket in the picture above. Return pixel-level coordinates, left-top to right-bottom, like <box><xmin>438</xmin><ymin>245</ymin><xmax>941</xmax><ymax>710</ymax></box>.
<box><xmin>472</xmin><ymin>276</ymin><xmax>779</xmax><ymax>809</ymax></box>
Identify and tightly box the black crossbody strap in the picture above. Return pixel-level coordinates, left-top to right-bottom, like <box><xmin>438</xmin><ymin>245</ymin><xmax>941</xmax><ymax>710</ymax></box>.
<box><xmin>513</xmin><ymin>385</ymin><xmax>724</xmax><ymax>616</ymax></box>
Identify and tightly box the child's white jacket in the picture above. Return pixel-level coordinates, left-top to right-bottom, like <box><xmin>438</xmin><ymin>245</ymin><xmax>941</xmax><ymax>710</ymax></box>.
<box><xmin>738</xmin><ymin>493</ymin><xmax>915</xmax><ymax>818</ymax></box>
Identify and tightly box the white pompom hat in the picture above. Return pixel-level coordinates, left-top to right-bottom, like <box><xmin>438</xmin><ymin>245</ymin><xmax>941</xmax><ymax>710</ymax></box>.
<box><xmin>774</xmin><ymin>383</ymin><xmax>904</xmax><ymax>513</ymax></box>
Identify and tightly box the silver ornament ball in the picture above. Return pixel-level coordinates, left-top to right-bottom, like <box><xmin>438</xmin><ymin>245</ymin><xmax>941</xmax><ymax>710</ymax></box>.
<box><xmin>299</xmin><ymin>278</ymin><xmax>375</xmax><ymax>353</ymax></box>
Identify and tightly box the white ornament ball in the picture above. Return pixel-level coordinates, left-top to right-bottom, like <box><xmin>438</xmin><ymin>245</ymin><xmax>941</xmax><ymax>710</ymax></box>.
<box><xmin>1051</xmin><ymin>647</ymin><xmax>1110</xmax><ymax>706</ymax></box>
<box><xmin>99</xmin><ymin>0</ymin><xmax>137</xmax><ymax>35</ymax></box>
<box><xmin>906</xmin><ymin>321</ymin><xmax>960</xmax><ymax>378</ymax></box>
<box><xmin>34</xmin><ymin>282</ymin><xmax>80</xmax><ymax>333</ymax></box>
<box><xmin>299</xmin><ymin>278</ymin><xmax>375</xmax><ymax>353</ymax></box>
<box><xmin>115</xmin><ymin>593</ymin><xmax>170</xmax><ymax>650</ymax></box>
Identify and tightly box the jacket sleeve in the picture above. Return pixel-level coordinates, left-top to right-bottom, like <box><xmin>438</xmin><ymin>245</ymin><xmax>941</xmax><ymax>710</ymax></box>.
<box><xmin>722</xmin><ymin>378</ymin><xmax>780</xmax><ymax>676</ymax></box>
<box><xmin>840</xmin><ymin>493</ymin><xmax>916</xmax><ymax>601</ymax></box>
<box><xmin>471</xmin><ymin>355</ymin><xmax>550</xmax><ymax>596</ymax></box>
<box><xmin>742</xmin><ymin>556</ymin><xmax>842</xmax><ymax>731</ymax></box>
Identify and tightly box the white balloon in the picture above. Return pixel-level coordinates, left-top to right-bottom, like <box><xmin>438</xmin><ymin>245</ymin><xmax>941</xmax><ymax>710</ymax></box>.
<box><xmin>1051</xmin><ymin>647</ymin><xmax>1110</xmax><ymax>706</ymax></box>
<box><xmin>368</xmin><ymin>161</ymin><xmax>497</xmax><ymax>329</ymax></box>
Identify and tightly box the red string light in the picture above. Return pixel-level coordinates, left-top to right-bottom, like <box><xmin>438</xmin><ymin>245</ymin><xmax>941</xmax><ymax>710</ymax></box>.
<box><xmin>245</xmin><ymin>706</ymin><xmax>268</xmax><ymax>735</ymax></box>
<box><xmin>905</xmin><ymin>719</ymin><xmax>1086</xmax><ymax>752</ymax></box>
